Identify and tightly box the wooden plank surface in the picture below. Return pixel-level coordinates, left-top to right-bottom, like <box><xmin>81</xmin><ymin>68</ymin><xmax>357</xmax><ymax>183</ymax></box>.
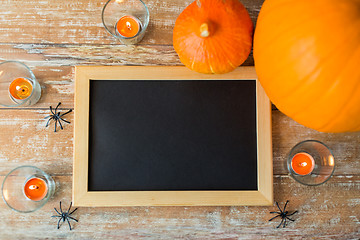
<box><xmin>0</xmin><ymin>175</ymin><xmax>359</xmax><ymax>239</ymax></box>
<box><xmin>0</xmin><ymin>0</ymin><xmax>359</xmax><ymax>238</ymax></box>
<box><xmin>0</xmin><ymin>0</ymin><xmax>263</xmax><ymax>45</ymax></box>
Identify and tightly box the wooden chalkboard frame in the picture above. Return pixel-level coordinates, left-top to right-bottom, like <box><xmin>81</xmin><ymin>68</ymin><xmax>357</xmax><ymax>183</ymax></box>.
<box><xmin>73</xmin><ymin>66</ymin><xmax>273</xmax><ymax>207</ymax></box>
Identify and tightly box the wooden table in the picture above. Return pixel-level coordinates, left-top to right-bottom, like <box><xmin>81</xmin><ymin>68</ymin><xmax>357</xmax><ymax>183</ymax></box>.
<box><xmin>0</xmin><ymin>0</ymin><xmax>359</xmax><ymax>239</ymax></box>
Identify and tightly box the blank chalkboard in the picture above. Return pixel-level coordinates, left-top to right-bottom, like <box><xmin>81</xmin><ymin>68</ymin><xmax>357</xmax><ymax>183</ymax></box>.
<box><xmin>88</xmin><ymin>80</ymin><xmax>257</xmax><ymax>191</ymax></box>
<box><xmin>74</xmin><ymin>66</ymin><xmax>273</xmax><ymax>206</ymax></box>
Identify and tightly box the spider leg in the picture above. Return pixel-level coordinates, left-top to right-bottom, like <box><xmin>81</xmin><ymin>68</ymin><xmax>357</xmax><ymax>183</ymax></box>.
<box><xmin>59</xmin><ymin>117</ymin><xmax>71</xmax><ymax>124</ymax></box>
<box><xmin>66</xmin><ymin>217</ymin><xmax>73</xmax><ymax>230</ymax></box>
<box><xmin>283</xmin><ymin>218</ymin><xmax>287</xmax><ymax>228</ymax></box>
<box><xmin>57</xmin><ymin>217</ymin><xmax>62</xmax><ymax>229</ymax></box>
<box><xmin>50</xmin><ymin>106</ymin><xmax>57</xmax><ymax>116</ymax></box>
<box><xmin>59</xmin><ymin>109</ymin><xmax>72</xmax><ymax>117</ymax></box>
<box><xmin>54</xmin><ymin>207</ymin><xmax>61</xmax><ymax>215</ymax></box>
<box><xmin>283</xmin><ymin>200</ymin><xmax>289</xmax><ymax>212</ymax></box>
<box><xmin>52</xmin><ymin>215</ymin><xmax>61</xmax><ymax>218</ymax></box>
<box><xmin>59</xmin><ymin>201</ymin><xmax>62</xmax><ymax>213</ymax></box>
<box><xmin>69</xmin><ymin>207</ymin><xmax>78</xmax><ymax>215</ymax></box>
<box><xmin>54</xmin><ymin>119</ymin><xmax>58</xmax><ymax>132</ymax></box>
<box><xmin>285</xmin><ymin>216</ymin><xmax>295</xmax><ymax>222</ymax></box>
<box><xmin>268</xmin><ymin>215</ymin><xmax>281</xmax><ymax>222</ymax></box>
<box><xmin>276</xmin><ymin>218</ymin><xmax>284</xmax><ymax>228</ymax></box>
<box><xmin>270</xmin><ymin>211</ymin><xmax>281</xmax><ymax>214</ymax></box>
<box><xmin>276</xmin><ymin>202</ymin><xmax>282</xmax><ymax>212</ymax></box>
<box><xmin>68</xmin><ymin>216</ymin><xmax>78</xmax><ymax>222</ymax></box>
<box><xmin>55</xmin><ymin>102</ymin><xmax>61</xmax><ymax>114</ymax></box>
<box><xmin>67</xmin><ymin>202</ymin><xmax>73</xmax><ymax>213</ymax></box>
<box><xmin>45</xmin><ymin>117</ymin><xmax>53</xmax><ymax>127</ymax></box>
<box><xmin>287</xmin><ymin>210</ymin><xmax>298</xmax><ymax>216</ymax></box>
<box><xmin>58</xmin><ymin>118</ymin><xmax>64</xmax><ymax>130</ymax></box>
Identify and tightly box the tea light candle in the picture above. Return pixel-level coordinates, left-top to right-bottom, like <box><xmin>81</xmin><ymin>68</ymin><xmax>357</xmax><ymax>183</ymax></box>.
<box><xmin>9</xmin><ymin>77</ymin><xmax>33</xmax><ymax>100</ymax></box>
<box><xmin>24</xmin><ymin>177</ymin><xmax>48</xmax><ymax>201</ymax></box>
<box><xmin>116</xmin><ymin>15</ymin><xmax>141</xmax><ymax>38</ymax></box>
<box><xmin>291</xmin><ymin>152</ymin><xmax>315</xmax><ymax>175</ymax></box>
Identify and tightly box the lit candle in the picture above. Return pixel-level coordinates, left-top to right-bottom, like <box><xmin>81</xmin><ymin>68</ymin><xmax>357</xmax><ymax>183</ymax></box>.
<box><xmin>24</xmin><ymin>177</ymin><xmax>48</xmax><ymax>201</ymax></box>
<box><xmin>116</xmin><ymin>15</ymin><xmax>141</xmax><ymax>38</ymax></box>
<box><xmin>9</xmin><ymin>77</ymin><xmax>33</xmax><ymax>100</ymax></box>
<box><xmin>291</xmin><ymin>152</ymin><xmax>315</xmax><ymax>175</ymax></box>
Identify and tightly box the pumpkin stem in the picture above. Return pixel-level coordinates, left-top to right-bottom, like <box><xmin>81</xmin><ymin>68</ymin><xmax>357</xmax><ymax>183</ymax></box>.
<box><xmin>200</xmin><ymin>23</ymin><xmax>210</xmax><ymax>37</ymax></box>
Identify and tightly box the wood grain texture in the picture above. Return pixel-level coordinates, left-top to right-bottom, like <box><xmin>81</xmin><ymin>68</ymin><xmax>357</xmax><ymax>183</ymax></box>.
<box><xmin>0</xmin><ymin>43</ymin><xmax>252</xmax><ymax>109</ymax></box>
<box><xmin>272</xmin><ymin>111</ymin><xmax>360</xmax><ymax>176</ymax></box>
<box><xmin>0</xmin><ymin>0</ymin><xmax>359</xmax><ymax>238</ymax></box>
<box><xmin>0</xmin><ymin>175</ymin><xmax>359</xmax><ymax>239</ymax></box>
<box><xmin>0</xmin><ymin>0</ymin><xmax>262</xmax><ymax>45</ymax></box>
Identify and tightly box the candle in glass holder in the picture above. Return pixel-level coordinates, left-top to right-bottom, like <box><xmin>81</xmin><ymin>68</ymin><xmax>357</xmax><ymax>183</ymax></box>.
<box><xmin>291</xmin><ymin>152</ymin><xmax>315</xmax><ymax>175</ymax></box>
<box><xmin>9</xmin><ymin>77</ymin><xmax>33</xmax><ymax>100</ymax></box>
<box><xmin>24</xmin><ymin>177</ymin><xmax>48</xmax><ymax>201</ymax></box>
<box><xmin>116</xmin><ymin>15</ymin><xmax>141</xmax><ymax>38</ymax></box>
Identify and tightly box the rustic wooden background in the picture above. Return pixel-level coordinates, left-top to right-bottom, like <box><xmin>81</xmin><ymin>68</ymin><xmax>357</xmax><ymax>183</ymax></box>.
<box><xmin>0</xmin><ymin>0</ymin><xmax>359</xmax><ymax>239</ymax></box>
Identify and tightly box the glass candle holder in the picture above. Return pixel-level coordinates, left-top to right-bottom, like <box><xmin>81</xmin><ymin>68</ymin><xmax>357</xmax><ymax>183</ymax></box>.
<box><xmin>287</xmin><ymin>140</ymin><xmax>335</xmax><ymax>186</ymax></box>
<box><xmin>102</xmin><ymin>0</ymin><xmax>150</xmax><ymax>45</ymax></box>
<box><xmin>0</xmin><ymin>61</ymin><xmax>41</xmax><ymax>107</ymax></box>
<box><xmin>1</xmin><ymin>166</ymin><xmax>55</xmax><ymax>213</ymax></box>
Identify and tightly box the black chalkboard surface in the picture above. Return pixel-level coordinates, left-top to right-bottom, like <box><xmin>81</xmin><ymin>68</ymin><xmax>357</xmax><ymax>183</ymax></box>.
<box><xmin>88</xmin><ymin>80</ymin><xmax>257</xmax><ymax>191</ymax></box>
<box><xmin>73</xmin><ymin>66</ymin><xmax>272</xmax><ymax>206</ymax></box>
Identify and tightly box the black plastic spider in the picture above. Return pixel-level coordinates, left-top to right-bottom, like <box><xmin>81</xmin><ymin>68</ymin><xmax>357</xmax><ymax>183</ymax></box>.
<box><xmin>269</xmin><ymin>200</ymin><xmax>298</xmax><ymax>228</ymax></box>
<box><xmin>52</xmin><ymin>201</ymin><xmax>78</xmax><ymax>230</ymax></box>
<box><xmin>45</xmin><ymin>102</ymin><xmax>72</xmax><ymax>132</ymax></box>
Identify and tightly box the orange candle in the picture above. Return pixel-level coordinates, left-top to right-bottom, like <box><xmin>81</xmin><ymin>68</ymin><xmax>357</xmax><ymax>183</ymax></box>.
<box><xmin>24</xmin><ymin>177</ymin><xmax>48</xmax><ymax>201</ymax></box>
<box><xmin>116</xmin><ymin>15</ymin><xmax>140</xmax><ymax>38</ymax></box>
<box><xmin>9</xmin><ymin>77</ymin><xmax>33</xmax><ymax>100</ymax></box>
<box><xmin>291</xmin><ymin>152</ymin><xmax>315</xmax><ymax>175</ymax></box>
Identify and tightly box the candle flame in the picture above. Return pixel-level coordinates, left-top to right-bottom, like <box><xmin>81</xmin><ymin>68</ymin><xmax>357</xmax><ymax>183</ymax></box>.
<box><xmin>29</xmin><ymin>184</ymin><xmax>39</xmax><ymax>190</ymax></box>
<box><xmin>126</xmin><ymin>21</ymin><xmax>132</xmax><ymax>30</ymax></box>
<box><xmin>300</xmin><ymin>162</ymin><xmax>308</xmax><ymax>167</ymax></box>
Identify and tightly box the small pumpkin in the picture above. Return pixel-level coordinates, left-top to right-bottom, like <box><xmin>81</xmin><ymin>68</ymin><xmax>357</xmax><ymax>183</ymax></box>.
<box><xmin>173</xmin><ymin>0</ymin><xmax>253</xmax><ymax>74</ymax></box>
<box><xmin>253</xmin><ymin>0</ymin><xmax>360</xmax><ymax>132</ymax></box>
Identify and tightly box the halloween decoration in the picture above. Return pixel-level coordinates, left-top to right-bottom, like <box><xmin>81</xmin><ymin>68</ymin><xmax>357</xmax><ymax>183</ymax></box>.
<box><xmin>269</xmin><ymin>200</ymin><xmax>298</xmax><ymax>228</ymax></box>
<box><xmin>253</xmin><ymin>0</ymin><xmax>360</xmax><ymax>132</ymax></box>
<box><xmin>52</xmin><ymin>201</ymin><xmax>78</xmax><ymax>230</ymax></box>
<box><xmin>173</xmin><ymin>0</ymin><xmax>253</xmax><ymax>74</ymax></box>
<box><xmin>45</xmin><ymin>102</ymin><xmax>72</xmax><ymax>132</ymax></box>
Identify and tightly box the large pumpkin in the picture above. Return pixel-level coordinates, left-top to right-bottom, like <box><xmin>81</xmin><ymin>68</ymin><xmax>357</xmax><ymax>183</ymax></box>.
<box><xmin>253</xmin><ymin>0</ymin><xmax>360</xmax><ymax>132</ymax></box>
<box><xmin>173</xmin><ymin>0</ymin><xmax>253</xmax><ymax>74</ymax></box>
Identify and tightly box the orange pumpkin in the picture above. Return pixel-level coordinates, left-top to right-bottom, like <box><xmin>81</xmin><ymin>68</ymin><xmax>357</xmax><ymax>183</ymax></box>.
<box><xmin>173</xmin><ymin>0</ymin><xmax>253</xmax><ymax>74</ymax></box>
<box><xmin>253</xmin><ymin>0</ymin><xmax>360</xmax><ymax>132</ymax></box>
